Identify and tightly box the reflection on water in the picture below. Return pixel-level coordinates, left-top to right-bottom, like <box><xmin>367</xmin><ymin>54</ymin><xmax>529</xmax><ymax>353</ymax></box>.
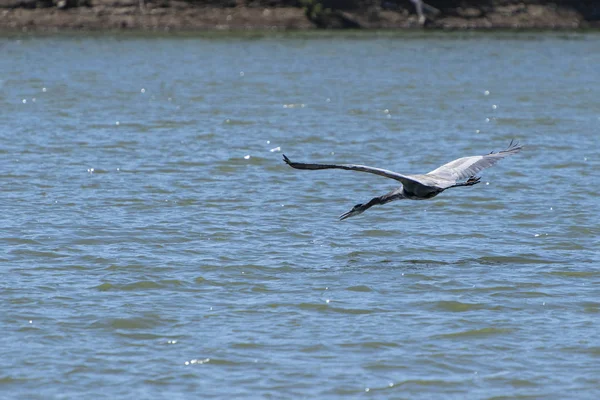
<box><xmin>1</xmin><ymin>32</ymin><xmax>599</xmax><ymax>398</ymax></box>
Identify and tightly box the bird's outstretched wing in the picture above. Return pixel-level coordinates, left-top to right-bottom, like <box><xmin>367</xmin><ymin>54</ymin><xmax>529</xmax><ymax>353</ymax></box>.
<box><xmin>283</xmin><ymin>154</ymin><xmax>424</xmax><ymax>189</ymax></box>
<box><xmin>426</xmin><ymin>140</ymin><xmax>522</xmax><ymax>187</ymax></box>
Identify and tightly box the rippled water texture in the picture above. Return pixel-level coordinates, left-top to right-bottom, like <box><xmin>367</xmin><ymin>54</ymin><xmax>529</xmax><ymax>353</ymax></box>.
<box><xmin>1</xmin><ymin>32</ymin><xmax>599</xmax><ymax>398</ymax></box>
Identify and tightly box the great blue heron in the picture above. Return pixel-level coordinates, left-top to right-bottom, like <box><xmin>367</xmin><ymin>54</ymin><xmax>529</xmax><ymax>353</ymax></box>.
<box><xmin>283</xmin><ymin>141</ymin><xmax>522</xmax><ymax>220</ymax></box>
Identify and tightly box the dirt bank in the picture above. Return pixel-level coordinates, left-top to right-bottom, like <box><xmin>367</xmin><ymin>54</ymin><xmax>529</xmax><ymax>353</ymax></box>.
<box><xmin>1</xmin><ymin>0</ymin><xmax>599</xmax><ymax>32</ymax></box>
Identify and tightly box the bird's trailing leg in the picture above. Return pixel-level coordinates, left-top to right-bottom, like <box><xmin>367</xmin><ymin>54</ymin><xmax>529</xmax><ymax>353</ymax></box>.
<box><xmin>465</xmin><ymin>176</ymin><xmax>481</xmax><ymax>185</ymax></box>
<box><xmin>449</xmin><ymin>176</ymin><xmax>481</xmax><ymax>189</ymax></box>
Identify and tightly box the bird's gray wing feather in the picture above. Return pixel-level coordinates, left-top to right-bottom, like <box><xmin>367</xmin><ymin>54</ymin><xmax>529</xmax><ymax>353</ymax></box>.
<box><xmin>283</xmin><ymin>155</ymin><xmax>425</xmax><ymax>190</ymax></box>
<box><xmin>426</xmin><ymin>141</ymin><xmax>522</xmax><ymax>188</ymax></box>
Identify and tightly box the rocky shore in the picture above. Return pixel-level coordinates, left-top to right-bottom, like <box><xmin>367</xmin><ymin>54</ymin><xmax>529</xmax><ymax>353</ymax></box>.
<box><xmin>1</xmin><ymin>1</ymin><xmax>599</xmax><ymax>32</ymax></box>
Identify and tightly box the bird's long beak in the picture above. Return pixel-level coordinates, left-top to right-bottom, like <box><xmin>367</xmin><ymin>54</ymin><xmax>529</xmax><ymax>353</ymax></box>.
<box><xmin>339</xmin><ymin>210</ymin><xmax>354</xmax><ymax>221</ymax></box>
<box><xmin>338</xmin><ymin>207</ymin><xmax>363</xmax><ymax>221</ymax></box>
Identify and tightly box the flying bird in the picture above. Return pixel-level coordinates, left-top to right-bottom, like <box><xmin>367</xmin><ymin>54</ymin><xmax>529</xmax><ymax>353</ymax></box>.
<box><xmin>283</xmin><ymin>141</ymin><xmax>522</xmax><ymax>220</ymax></box>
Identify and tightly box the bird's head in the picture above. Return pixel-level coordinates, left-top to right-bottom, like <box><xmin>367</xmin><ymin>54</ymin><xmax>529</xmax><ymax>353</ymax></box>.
<box><xmin>338</xmin><ymin>203</ymin><xmax>365</xmax><ymax>221</ymax></box>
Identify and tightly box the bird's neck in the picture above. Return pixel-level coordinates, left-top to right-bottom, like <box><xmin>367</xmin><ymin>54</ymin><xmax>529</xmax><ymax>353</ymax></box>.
<box><xmin>378</xmin><ymin>189</ymin><xmax>406</xmax><ymax>205</ymax></box>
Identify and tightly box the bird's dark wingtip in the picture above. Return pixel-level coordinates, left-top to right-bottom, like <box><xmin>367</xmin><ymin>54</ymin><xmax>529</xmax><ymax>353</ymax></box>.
<box><xmin>507</xmin><ymin>139</ymin><xmax>523</xmax><ymax>152</ymax></box>
<box><xmin>491</xmin><ymin>140</ymin><xmax>523</xmax><ymax>155</ymax></box>
<box><xmin>282</xmin><ymin>154</ymin><xmax>291</xmax><ymax>165</ymax></box>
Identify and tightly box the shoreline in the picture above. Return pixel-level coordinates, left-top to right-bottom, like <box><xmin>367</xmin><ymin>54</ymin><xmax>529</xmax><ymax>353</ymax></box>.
<box><xmin>1</xmin><ymin>2</ymin><xmax>599</xmax><ymax>33</ymax></box>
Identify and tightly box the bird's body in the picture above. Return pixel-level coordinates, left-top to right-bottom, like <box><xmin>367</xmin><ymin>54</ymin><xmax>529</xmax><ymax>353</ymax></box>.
<box><xmin>283</xmin><ymin>141</ymin><xmax>522</xmax><ymax>220</ymax></box>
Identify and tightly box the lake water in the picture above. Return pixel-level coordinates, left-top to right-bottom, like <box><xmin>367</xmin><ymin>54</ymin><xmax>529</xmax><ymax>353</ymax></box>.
<box><xmin>1</xmin><ymin>31</ymin><xmax>599</xmax><ymax>399</ymax></box>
